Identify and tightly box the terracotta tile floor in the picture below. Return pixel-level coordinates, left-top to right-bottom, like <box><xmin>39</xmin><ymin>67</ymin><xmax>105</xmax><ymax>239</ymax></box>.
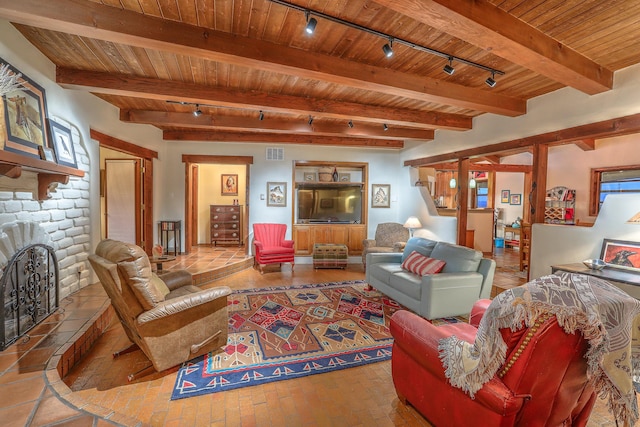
<box><xmin>0</xmin><ymin>246</ymin><xmax>633</xmax><ymax>426</ymax></box>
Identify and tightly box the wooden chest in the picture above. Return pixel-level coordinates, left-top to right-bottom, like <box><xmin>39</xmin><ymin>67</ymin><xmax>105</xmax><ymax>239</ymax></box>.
<box><xmin>313</xmin><ymin>243</ymin><xmax>348</xmax><ymax>269</ymax></box>
<box><xmin>210</xmin><ymin>205</ymin><xmax>242</xmax><ymax>245</ymax></box>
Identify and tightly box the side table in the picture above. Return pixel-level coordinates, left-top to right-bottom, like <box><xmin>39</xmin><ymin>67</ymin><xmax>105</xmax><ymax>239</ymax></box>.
<box><xmin>551</xmin><ymin>263</ymin><xmax>640</xmax><ymax>299</ymax></box>
<box><xmin>149</xmin><ymin>256</ymin><xmax>176</xmax><ymax>272</ymax></box>
<box><xmin>159</xmin><ymin>220</ymin><xmax>181</xmax><ymax>256</ymax></box>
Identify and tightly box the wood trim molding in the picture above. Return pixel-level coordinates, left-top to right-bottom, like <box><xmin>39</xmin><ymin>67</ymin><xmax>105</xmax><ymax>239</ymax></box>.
<box><xmin>90</xmin><ymin>129</ymin><xmax>158</xmax><ymax>160</ymax></box>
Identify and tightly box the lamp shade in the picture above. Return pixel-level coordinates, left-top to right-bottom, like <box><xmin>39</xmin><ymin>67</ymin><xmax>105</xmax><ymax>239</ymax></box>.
<box><xmin>449</xmin><ymin>177</ymin><xmax>456</xmax><ymax>188</ymax></box>
<box><xmin>404</xmin><ymin>216</ymin><xmax>422</xmax><ymax>229</ymax></box>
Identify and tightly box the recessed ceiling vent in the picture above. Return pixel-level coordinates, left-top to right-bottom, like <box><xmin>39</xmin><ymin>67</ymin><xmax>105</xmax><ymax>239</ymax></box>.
<box><xmin>266</xmin><ymin>147</ymin><xmax>284</xmax><ymax>161</ymax></box>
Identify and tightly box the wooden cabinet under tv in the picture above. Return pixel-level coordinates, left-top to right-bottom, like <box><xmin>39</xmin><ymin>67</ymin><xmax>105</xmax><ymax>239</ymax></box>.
<box><xmin>293</xmin><ymin>224</ymin><xmax>366</xmax><ymax>255</ymax></box>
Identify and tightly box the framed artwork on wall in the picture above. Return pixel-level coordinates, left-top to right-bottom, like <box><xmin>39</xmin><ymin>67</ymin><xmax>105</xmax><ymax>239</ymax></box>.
<box><xmin>303</xmin><ymin>172</ymin><xmax>316</xmax><ymax>182</ymax></box>
<box><xmin>221</xmin><ymin>174</ymin><xmax>238</xmax><ymax>195</ymax></box>
<box><xmin>372</xmin><ymin>184</ymin><xmax>390</xmax><ymax>208</ymax></box>
<box><xmin>38</xmin><ymin>146</ymin><xmax>54</xmax><ymax>162</ymax></box>
<box><xmin>600</xmin><ymin>239</ymin><xmax>640</xmax><ymax>272</ymax></box>
<box><xmin>510</xmin><ymin>194</ymin><xmax>521</xmax><ymax>205</ymax></box>
<box><xmin>267</xmin><ymin>182</ymin><xmax>287</xmax><ymax>207</ymax></box>
<box><xmin>501</xmin><ymin>190</ymin><xmax>510</xmax><ymax>203</ymax></box>
<box><xmin>48</xmin><ymin>119</ymin><xmax>77</xmax><ymax>168</ymax></box>
<box><xmin>1</xmin><ymin>57</ymin><xmax>49</xmax><ymax>159</ymax></box>
<box><xmin>338</xmin><ymin>173</ymin><xmax>351</xmax><ymax>182</ymax></box>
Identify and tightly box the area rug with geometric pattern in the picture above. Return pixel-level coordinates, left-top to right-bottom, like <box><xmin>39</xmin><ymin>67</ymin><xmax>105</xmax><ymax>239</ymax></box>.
<box><xmin>171</xmin><ymin>280</ymin><xmax>465</xmax><ymax>400</ymax></box>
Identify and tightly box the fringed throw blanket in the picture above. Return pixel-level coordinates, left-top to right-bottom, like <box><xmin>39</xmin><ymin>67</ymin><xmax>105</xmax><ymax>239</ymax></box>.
<box><xmin>439</xmin><ymin>272</ymin><xmax>640</xmax><ymax>425</ymax></box>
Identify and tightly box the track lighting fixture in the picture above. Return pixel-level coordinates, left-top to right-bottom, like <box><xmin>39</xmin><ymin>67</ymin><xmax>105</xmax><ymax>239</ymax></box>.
<box><xmin>304</xmin><ymin>11</ymin><xmax>317</xmax><ymax>35</ymax></box>
<box><xmin>382</xmin><ymin>38</ymin><xmax>394</xmax><ymax>58</ymax></box>
<box><xmin>443</xmin><ymin>57</ymin><xmax>455</xmax><ymax>75</ymax></box>
<box><xmin>383</xmin><ymin>123</ymin><xmax>388</xmax><ymax>131</ymax></box>
<box><xmin>259</xmin><ymin>110</ymin><xmax>264</xmax><ymax>121</ymax></box>
<box><xmin>193</xmin><ymin>104</ymin><xmax>202</xmax><ymax>117</ymax></box>
<box><xmin>267</xmin><ymin>0</ymin><xmax>504</xmax><ymax>79</ymax></box>
<box><xmin>348</xmin><ymin>120</ymin><xmax>354</xmax><ymax>128</ymax></box>
<box><xmin>486</xmin><ymin>72</ymin><xmax>497</xmax><ymax>88</ymax></box>
<box><xmin>308</xmin><ymin>115</ymin><xmax>313</xmax><ymax>125</ymax></box>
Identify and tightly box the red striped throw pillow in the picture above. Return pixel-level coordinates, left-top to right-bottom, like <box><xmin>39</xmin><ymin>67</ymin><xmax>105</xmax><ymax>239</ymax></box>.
<box><xmin>401</xmin><ymin>251</ymin><xmax>446</xmax><ymax>276</ymax></box>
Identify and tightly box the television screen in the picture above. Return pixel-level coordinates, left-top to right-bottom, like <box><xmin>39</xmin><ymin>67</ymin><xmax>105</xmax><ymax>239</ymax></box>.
<box><xmin>296</xmin><ymin>185</ymin><xmax>363</xmax><ymax>223</ymax></box>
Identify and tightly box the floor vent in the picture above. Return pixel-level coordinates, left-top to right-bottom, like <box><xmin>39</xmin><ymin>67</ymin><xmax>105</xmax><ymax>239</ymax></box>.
<box><xmin>266</xmin><ymin>147</ymin><xmax>284</xmax><ymax>161</ymax></box>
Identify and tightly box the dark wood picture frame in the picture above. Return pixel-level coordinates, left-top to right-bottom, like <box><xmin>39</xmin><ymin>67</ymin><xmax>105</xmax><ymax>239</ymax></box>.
<box><xmin>48</xmin><ymin>119</ymin><xmax>77</xmax><ymax>168</ymax></box>
<box><xmin>221</xmin><ymin>174</ymin><xmax>238</xmax><ymax>196</ymax></box>
<box><xmin>1</xmin><ymin>56</ymin><xmax>49</xmax><ymax>159</ymax></box>
<box><xmin>38</xmin><ymin>145</ymin><xmax>54</xmax><ymax>162</ymax></box>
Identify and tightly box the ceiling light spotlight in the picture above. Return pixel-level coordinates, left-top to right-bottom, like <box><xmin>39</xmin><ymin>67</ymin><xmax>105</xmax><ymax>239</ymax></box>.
<box><xmin>348</xmin><ymin>120</ymin><xmax>354</xmax><ymax>128</ymax></box>
<box><xmin>308</xmin><ymin>115</ymin><xmax>313</xmax><ymax>125</ymax></box>
<box><xmin>443</xmin><ymin>57</ymin><xmax>455</xmax><ymax>75</ymax></box>
<box><xmin>382</xmin><ymin>37</ymin><xmax>394</xmax><ymax>58</ymax></box>
<box><xmin>383</xmin><ymin>124</ymin><xmax>388</xmax><ymax>131</ymax></box>
<box><xmin>485</xmin><ymin>72</ymin><xmax>497</xmax><ymax>88</ymax></box>
<box><xmin>305</xmin><ymin>11</ymin><xmax>317</xmax><ymax>35</ymax></box>
<box><xmin>259</xmin><ymin>110</ymin><xmax>264</xmax><ymax>121</ymax></box>
<box><xmin>193</xmin><ymin>104</ymin><xmax>202</xmax><ymax>117</ymax></box>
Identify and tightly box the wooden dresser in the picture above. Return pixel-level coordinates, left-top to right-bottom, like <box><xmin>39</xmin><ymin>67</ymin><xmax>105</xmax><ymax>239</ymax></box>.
<box><xmin>210</xmin><ymin>205</ymin><xmax>243</xmax><ymax>246</ymax></box>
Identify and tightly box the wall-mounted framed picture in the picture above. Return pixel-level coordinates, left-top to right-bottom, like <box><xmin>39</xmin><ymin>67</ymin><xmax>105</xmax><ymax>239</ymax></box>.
<box><xmin>510</xmin><ymin>193</ymin><xmax>521</xmax><ymax>205</ymax></box>
<box><xmin>303</xmin><ymin>172</ymin><xmax>316</xmax><ymax>181</ymax></box>
<box><xmin>372</xmin><ymin>184</ymin><xmax>390</xmax><ymax>208</ymax></box>
<box><xmin>600</xmin><ymin>239</ymin><xmax>640</xmax><ymax>272</ymax></box>
<box><xmin>338</xmin><ymin>173</ymin><xmax>351</xmax><ymax>182</ymax></box>
<box><xmin>221</xmin><ymin>174</ymin><xmax>238</xmax><ymax>196</ymax></box>
<box><xmin>267</xmin><ymin>182</ymin><xmax>287</xmax><ymax>207</ymax></box>
<box><xmin>501</xmin><ymin>190</ymin><xmax>510</xmax><ymax>203</ymax></box>
<box><xmin>38</xmin><ymin>146</ymin><xmax>54</xmax><ymax>162</ymax></box>
<box><xmin>1</xmin><ymin>57</ymin><xmax>49</xmax><ymax>159</ymax></box>
<box><xmin>48</xmin><ymin>119</ymin><xmax>77</xmax><ymax>168</ymax></box>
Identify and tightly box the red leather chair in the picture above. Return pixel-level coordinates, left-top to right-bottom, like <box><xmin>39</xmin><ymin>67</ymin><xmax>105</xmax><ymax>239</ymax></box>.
<box><xmin>389</xmin><ymin>300</ymin><xmax>597</xmax><ymax>426</ymax></box>
<box><xmin>252</xmin><ymin>223</ymin><xmax>295</xmax><ymax>273</ymax></box>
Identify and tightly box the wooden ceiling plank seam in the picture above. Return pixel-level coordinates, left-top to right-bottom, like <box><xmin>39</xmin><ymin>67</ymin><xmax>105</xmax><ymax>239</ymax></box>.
<box><xmin>374</xmin><ymin>0</ymin><xmax>613</xmax><ymax>95</ymax></box>
<box><xmin>157</xmin><ymin>0</ymin><xmax>181</xmax><ymax>22</ymax></box>
<box><xmin>55</xmin><ymin>66</ymin><xmax>473</xmax><ymax>130</ymax></box>
<box><xmin>403</xmin><ymin>112</ymin><xmax>640</xmax><ymax>167</ymax></box>
<box><xmin>0</xmin><ymin>0</ymin><xmax>525</xmax><ymax>116</ymax></box>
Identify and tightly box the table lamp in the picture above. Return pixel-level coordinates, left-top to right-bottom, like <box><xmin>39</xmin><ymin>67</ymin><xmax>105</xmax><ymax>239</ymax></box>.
<box><xmin>404</xmin><ymin>216</ymin><xmax>422</xmax><ymax>237</ymax></box>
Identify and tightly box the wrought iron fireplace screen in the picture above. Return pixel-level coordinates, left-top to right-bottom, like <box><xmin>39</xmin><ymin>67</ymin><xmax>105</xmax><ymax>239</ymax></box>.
<box><xmin>1</xmin><ymin>243</ymin><xmax>59</xmax><ymax>351</ymax></box>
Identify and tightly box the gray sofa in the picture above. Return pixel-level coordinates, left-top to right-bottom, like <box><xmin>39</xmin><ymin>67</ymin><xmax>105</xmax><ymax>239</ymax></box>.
<box><xmin>365</xmin><ymin>237</ymin><xmax>496</xmax><ymax>319</ymax></box>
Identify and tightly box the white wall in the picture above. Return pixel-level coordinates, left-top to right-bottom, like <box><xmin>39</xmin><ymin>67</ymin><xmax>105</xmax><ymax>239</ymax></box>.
<box><xmin>530</xmin><ymin>194</ymin><xmax>640</xmax><ymax>280</ymax></box>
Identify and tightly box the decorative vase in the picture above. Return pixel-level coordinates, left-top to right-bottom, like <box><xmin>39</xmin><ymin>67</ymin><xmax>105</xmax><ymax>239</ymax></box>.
<box><xmin>152</xmin><ymin>244</ymin><xmax>164</xmax><ymax>258</ymax></box>
<box><xmin>332</xmin><ymin>167</ymin><xmax>339</xmax><ymax>182</ymax></box>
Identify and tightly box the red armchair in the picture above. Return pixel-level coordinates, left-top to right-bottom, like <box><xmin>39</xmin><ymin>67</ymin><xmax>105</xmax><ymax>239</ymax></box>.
<box><xmin>252</xmin><ymin>223</ymin><xmax>295</xmax><ymax>273</ymax></box>
<box><xmin>390</xmin><ymin>301</ymin><xmax>597</xmax><ymax>426</ymax></box>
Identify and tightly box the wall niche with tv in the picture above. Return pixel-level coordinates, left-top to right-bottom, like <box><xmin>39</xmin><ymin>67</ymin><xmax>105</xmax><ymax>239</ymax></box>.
<box><xmin>292</xmin><ymin>161</ymin><xmax>368</xmax><ymax>255</ymax></box>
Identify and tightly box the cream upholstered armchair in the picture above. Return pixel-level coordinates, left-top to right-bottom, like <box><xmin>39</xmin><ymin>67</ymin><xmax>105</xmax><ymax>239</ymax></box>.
<box><xmin>88</xmin><ymin>239</ymin><xmax>231</xmax><ymax>380</ymax></box>
<box><xmin>362</xmin><ymin>222</ymin><xmax>409</xmax><ymax>269</ymax></box>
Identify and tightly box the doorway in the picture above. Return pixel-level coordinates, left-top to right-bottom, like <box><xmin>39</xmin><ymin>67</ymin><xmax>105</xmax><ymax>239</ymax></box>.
<box><xmin>183</xmin><ymin>155</ymin><xmax>253</xmax><ymax>254</ymax></box>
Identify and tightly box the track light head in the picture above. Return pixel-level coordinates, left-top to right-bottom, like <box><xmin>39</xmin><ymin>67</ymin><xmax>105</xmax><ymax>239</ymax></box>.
<box><xmin>485</xmin><ymin>72</ymin><xmax>497</xmax><ymax>88</ymax></box>
<box><xmin>348</xmin><ymin>120</ymin><xmax>354</xmax><ymax>128</ymax></box>
<box><xmin>383</xmin><ymin>124</ymin><xmax>388</xmax><ymax>131</ymax></box>
<box><xmin>259</xmin><ymin>110</ymin><xmax>264</xmax><ymax>121</ymax></box>
<box><xmin>305</xmin><ymin>11</ymin><xmax>317</xmax><ymax>35</ymax></box>
<box><xmin>308</xmin><ymin>115</ymin><xmax>313</xmax><ymax>125</ymax></box>
<box><xmin>193</xmin><ymin>104</ymin><xmax>202</xmax><ymax>117</ymax></box>
<box><xmin>443</xmin><ymin>57</ymin><xmax>455</xmax><ymax>75</ymax></box>
<box><xmin>382</xmin><ymin>38</ymin><xmax>394</xmax><ymax>58</ymax></box>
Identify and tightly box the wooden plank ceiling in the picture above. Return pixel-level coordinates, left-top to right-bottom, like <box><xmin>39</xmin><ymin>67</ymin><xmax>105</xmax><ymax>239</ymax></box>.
<box><xmin>1</xmin><ymin>0</ymin><xmax>640</xmax><ymax>151</ymax></box>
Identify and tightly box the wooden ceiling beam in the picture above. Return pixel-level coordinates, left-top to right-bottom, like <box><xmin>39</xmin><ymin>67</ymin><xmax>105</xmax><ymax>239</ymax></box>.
<box><xmin>574</xmin><ymin>138</ymin><xmax>596</xmax><ymax>151</ymax></box>
<box><xmin>58</xmin><ymin>67</ymin><xmax>468</xmax><ymax>130</ymax></box>
<box><xmin>121</xmin><ymin>110</ymin><xmax>434</xmax><ymax>140</ymax></box>
<box><xmin>376</xmin><ymin>0</ymin><xmax>613</xmax><ymax>95</ymax></box>
<box><xmin>0</xmin><ymin>0</ymin><xmax>524</xmax><ymax>116</ymax></box>
<box><xmin>476</xmin><ymin>155</ymin><xmax>501</xmax><ymax>164</ymax></box>
<box><xmin>429</xmin><ymin>163</ymin><xmax>532</xmax><ymax>172</ymax></box>
<box><xmin>163</xmin><ymin>130</ymin><xmax>404</xmax><ymax>148</ymax></box>
<box><xmin>404</xmin><ymin>112</ymin><xmax>640</xmax><ymax>167</ymax></box>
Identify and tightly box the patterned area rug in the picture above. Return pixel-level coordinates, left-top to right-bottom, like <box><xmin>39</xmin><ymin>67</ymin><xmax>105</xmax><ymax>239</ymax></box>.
<box><xmin>171</xmin><ymin>280</ymin><xmax>464</xmax><ymax>400</ymax></box>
